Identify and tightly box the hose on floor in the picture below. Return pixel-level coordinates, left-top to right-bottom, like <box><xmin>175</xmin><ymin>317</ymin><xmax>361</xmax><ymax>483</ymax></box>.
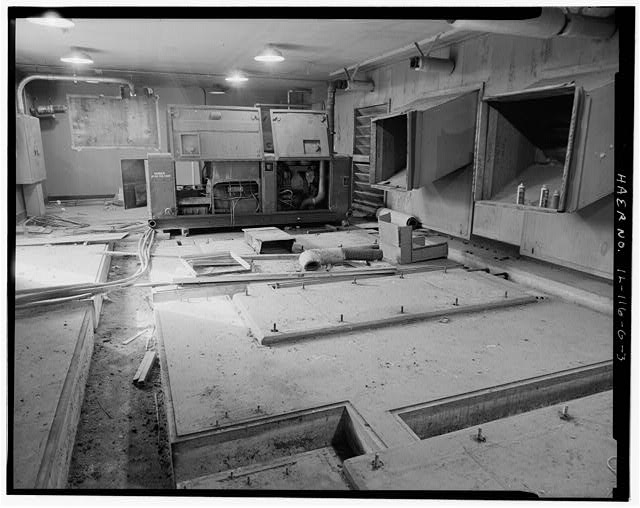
<box><xmin>15</xmin><ymin>227</ymin><xmax>156</xmax><ymax>309</ymax></box>
<box><xmin>299</xmin><ymin>246</ymin><xmax>383</xmax><ymax>271</ymax></box>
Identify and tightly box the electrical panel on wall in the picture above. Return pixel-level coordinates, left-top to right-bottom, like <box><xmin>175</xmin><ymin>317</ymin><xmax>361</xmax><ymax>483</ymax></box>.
<box><xmin>16</xmin><ymin>115</ymin><xmax>46</xmax><ymax>184</ymax></box>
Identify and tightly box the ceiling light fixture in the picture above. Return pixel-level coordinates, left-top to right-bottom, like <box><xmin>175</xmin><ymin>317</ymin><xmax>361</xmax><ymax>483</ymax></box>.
<box><xmin>225</xmin><ymin>72</ymin><xmax>248</xmax><ymax>83</ymax></box>
<box><xmin>26</xmin><ymin>11</ymin><xmax>75</xmax><ymax>29</ymax></box>
<box><xmin>208</xmin><ymin>84</ymin><xmax>228</xmax><ymax>94</ymax></box>
<box><xmin>254</xmin><ymin>45</ymin><xmax>285</xmax><ymax>63</ymax></box>
<box><xmin>60</xmin><ymin>50</ymin><xmax>94</xmax><ymax>65</ymax></box>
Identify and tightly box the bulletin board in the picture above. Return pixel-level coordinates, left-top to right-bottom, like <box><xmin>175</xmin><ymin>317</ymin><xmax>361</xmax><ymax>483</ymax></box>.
<box><xmin>68</xmin><ymin>94</ymin><xmax>160</xmax><ymax>149</ymax></box>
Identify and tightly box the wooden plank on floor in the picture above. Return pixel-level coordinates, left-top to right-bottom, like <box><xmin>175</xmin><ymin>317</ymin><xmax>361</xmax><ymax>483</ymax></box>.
<box><xmin>16</xmin><ymin>232</ymin><xmax>128</xmax><ymax>246</ymax></box>
<box><xmin>133</xmin><ymin>350</ymin><xmax>157</xmax><ymax>387</ymax></box>
<box><xmin>92</xmin><ymin>242</ymin><xmax>113</xmax><ymax>330</ymax></box>
<box><xmin>293</xmin><ymin>230</ymin><xmax>378</xmax><ymax>250</ymax></box>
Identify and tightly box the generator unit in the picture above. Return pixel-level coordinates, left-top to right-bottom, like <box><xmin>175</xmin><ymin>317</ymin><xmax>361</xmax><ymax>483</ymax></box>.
<box><xmin>146</xmin><ymin>105</ymin><xmax>351</xmax><ymax>230</ymax></box>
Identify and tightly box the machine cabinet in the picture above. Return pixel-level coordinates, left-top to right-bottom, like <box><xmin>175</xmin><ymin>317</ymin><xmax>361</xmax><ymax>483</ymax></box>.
<box><xmin>168</xmin><ymin>105</ymin><xmax>263</xmax><ymax>161</ymax></box>
<box><xmin>270</xmin><ymin>110</ymin><xmax>330</xmax><ymax>159</ymax></box>
<box><xmin>16</xmin><ymin>114</ymin><xmax>46</xmax><ymax>184</ymax></box>
<box><xmin>146</xmin><ymin>153</ymin><xmax>177</xmax><ymax>220</ymax></box>
<box><xmin>147</xmin><ymin>105</ymin><xmax>352</xmax><ymax>230</ymax></box>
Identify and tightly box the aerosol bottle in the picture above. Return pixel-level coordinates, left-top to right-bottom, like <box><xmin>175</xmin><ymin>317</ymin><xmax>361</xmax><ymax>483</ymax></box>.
<box><xmin>539</xmin><ymin>184</ymin><xmax>549</xmax><ymax>208</ymax></box>
<box><xmin>550</xmin><ymin>190</ymin><xmax>560</xmax><ymax>209</ymax></box>
<box><xmin>516</xmin><ymin>183</ymin><xmax>525</xmax><ymax>205</ymax></box>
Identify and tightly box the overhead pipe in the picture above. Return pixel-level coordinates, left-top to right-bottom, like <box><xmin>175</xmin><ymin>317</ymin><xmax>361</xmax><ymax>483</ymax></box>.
<box><xmin>301</xmin><ymin>159</ymin><xmax>327</xmax><ymax>209</ymax></box>
<box><xmin>17</xmin><ymin>74</ymin><xmax>136</xmax><ymax>115</ymax></box>
<box><xmin>410</xmin><ymin>40</ymin><xmax>455</xmax><ymax>74</ymax></box>
<box><xmin>447</xmin><ymin>7</ymin><xmax>616</xmax><ymax>40</ymax></box>
<box><xmin>410</xmin><ymin>56</ymin><xmax>455</xmax><ymax>74</ymax></box>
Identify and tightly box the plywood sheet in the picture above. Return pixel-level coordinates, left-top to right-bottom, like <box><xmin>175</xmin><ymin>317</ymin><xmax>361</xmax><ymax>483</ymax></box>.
<box><xmin>233</xmin><ymin>270</ymin><xmax>537</xmax><ymax>344</ymax></box>
<box><xmin>68</xmin><ymin>95</ymin><xmax>159</xmax><ymax>149</ymax></box>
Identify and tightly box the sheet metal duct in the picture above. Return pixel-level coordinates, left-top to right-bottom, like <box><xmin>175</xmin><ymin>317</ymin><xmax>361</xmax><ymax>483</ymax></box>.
<box><xmin>448</xmin><ymin>8</ymin><xmax>616</xmax><ymax>40</ymax></box>
<box><xmin>410</xmin><ymin>56</ymin><xmax>455</xmax><ymax>74</ymax></box>
<box><xmin>17</xmin><ymin>74</ymin><xmax>136</xmax><ymax>115</ymax></box>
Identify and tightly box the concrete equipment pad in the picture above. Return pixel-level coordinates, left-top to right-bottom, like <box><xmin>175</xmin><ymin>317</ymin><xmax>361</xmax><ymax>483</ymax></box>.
<box><xmin>15</xmin><ymin>244</ymin><xmax>111</xmax><ymax>291</ymax></box>
<box><xmin>13</xmin><ymin>302</ymin><xmax>94</xmax><ymax>488</ymax></box>
<box><xmin>155</xmin><ymin>290</ymin><xmax>611</xmax><ymax>452</ymax></box>
<box><xmin>343</xmin><ymin>391</ymin><xmax>615</xmax><ymax>497</ymax></box>
<box><xmin>233</xmin><ymin>270</ymin><xmax>539</xmax><ymax>344</ymax></box>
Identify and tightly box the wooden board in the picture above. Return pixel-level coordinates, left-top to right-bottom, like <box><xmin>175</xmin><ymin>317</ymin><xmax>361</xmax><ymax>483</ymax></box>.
<box><xmin>16</xmin><ymin>232</ymin><xmax>127</xmax><ymax>246</ymax></box>
<box><xmin>293</xmin><ymin>230</ymin><xmax>377</xmax><ymax>250</ymax></box>
<box><xmin>13</xmin><ymin>302</ymin><xmax>94</xmax><ymax>488</ymax></box>
<box><xmin>233</xmin><ymin>270</ymin><xmax>538</xmax><ymax>345</ymax></box>
<box><xmin>68</xmin><ymin>94</ymin><xmax>159</xmax><ymax>149</ymax></box>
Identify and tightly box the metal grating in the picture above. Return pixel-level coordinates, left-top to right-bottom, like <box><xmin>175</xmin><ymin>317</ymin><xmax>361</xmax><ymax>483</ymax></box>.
<box><xmin>351</xmin><ymin>103</ymin><xmax>388</xmax><ymax>217</ymax></box>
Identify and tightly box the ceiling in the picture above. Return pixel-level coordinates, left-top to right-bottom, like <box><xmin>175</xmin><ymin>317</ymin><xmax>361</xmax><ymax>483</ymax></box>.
<box><xmin>14</xmin><ymin>17</ymin><xmax>454</xmax><ymax>90</ymax></box>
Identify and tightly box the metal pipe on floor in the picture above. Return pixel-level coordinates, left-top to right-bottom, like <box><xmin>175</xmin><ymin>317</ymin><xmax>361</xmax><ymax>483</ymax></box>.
<box><xmin>376</xmin><ymin>208</ymin><xmax>419</xmax><ymax>228</ymax></box>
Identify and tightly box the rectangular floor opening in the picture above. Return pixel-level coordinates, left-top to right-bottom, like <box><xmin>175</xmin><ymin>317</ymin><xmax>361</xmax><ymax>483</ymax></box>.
<box><xmin>172</xmin><ymin>402</ymin><xmax>371</xmax><ymax>489</ymax></box>
<box><xmin>393</xmin><ymin>361</ymin><xmax>612</xmax><ymax>441</ymax></box>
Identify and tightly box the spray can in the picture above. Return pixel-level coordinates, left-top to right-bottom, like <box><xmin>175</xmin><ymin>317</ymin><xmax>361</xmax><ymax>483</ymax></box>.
<box><xmin>550</xmin><ymin>190</ymin><xmax>560</xmax><ymax>209</ymax></box>
<box><xmin>516</xmin><ymin>183</ymin><xmax>525</xmax><ymax>205</ymax></box>
<box><xmin>539</xmin><ymin>184</ymin><xmax>549</xmax><ymax>208</ymax></box>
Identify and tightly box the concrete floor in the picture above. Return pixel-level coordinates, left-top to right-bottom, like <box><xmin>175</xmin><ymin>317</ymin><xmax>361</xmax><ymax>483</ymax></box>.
<box><xmin>13</xmin><ymin>201</ymin><xmax>616</xmax><ymax>494</ymax></box>
<box><xmin>344</xmin><ymin>390</ymin><xmax>615</xmax><ymax>496</ymax></box>
<box><xmin>156</xmin><ymin>267</ymin><xmax>612</xmax><ymax>492</ymax></box>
